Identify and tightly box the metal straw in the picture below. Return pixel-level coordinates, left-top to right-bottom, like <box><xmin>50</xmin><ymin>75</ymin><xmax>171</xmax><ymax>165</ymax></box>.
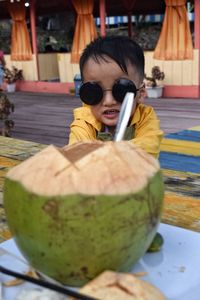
<box><xmin>114</xmin><ymin>92</ymin><xmax>135</xmax><ymax>141</ymax></box>
<box><xmin>0</xmin><ymin>265</ymin><xmax>98</xmax><ymax>300</ymax></box>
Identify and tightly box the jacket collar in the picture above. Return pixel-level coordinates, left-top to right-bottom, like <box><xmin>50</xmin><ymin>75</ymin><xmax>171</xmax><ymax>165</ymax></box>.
<box><xmin>74</xmin><ymin>104</ymin><xmax>142</xmax><ymax>131</ymax></box>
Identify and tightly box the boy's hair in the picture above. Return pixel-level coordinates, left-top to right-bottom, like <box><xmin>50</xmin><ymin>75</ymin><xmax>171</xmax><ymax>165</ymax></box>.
<box><xmin>79</xmin><ymin>36</ymin><xmax>145</xmax><ymax>81</ymax></box>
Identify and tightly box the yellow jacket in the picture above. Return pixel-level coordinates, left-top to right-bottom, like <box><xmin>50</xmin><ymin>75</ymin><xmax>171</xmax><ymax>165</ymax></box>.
<box><xmin>69</xmin><ymin>104</ymin><xmax>163</xmax><ymax>158</ymax></box>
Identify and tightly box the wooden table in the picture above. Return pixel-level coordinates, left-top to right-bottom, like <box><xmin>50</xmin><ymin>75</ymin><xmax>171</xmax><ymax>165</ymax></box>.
<box><xmin>159</xmin><ymin>125</ymin><xmax>200</xmax><ymax>232</ymax></box>
<box><xmin>0</xmin><ymin>131</ymin><xmax>200</xmax><ymax>243</ymax></box>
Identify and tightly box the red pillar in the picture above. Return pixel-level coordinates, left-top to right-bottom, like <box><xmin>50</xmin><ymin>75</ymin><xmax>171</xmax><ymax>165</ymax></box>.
<box><xmin>194</xmin><ymin>0</ymin><xmax>200</xmax><ymax>49</ymax></box>
<box><xmin>194</xmin><ymin>0</ymin><xmax>200</xmax><ymax>97</ymax></box>
<box><xmin>127</xmin><ymin>11</ymin><xmax>132</xmax><ymax>38</ymax></box>
<box><xmin>99</xmin><ymin>0</ymin><xmax>106</xmax><ymax>37</ymax></box>
<box><xmin>30</xmin><ymin>0</ymin><xmax>40</xmax><ymax>80</ymax></box>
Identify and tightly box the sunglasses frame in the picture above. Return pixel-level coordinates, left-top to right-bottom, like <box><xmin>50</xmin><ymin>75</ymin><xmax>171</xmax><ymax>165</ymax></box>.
<box><xmin>79</xmin><ymin>78</ymin><xmax>141</xmax><ymax>106</ymax></box>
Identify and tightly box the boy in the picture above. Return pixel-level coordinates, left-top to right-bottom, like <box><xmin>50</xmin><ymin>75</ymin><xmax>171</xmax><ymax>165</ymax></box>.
<box><xmin>69</xmin><ymin>36</ymin><xmax>163</xmax><ymax>158</ymax></box>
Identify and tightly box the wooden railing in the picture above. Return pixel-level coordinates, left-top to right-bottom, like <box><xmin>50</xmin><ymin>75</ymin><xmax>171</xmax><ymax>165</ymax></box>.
<box><xmin>4</xmin><ymin>50</ymin><xmax>199</xmax><ymax>86</ymax></box>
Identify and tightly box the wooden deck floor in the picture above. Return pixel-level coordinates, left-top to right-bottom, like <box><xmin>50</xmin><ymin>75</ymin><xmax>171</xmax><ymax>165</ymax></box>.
<box><xmin>5</xmin><ymin>92</ymin><xmax>200</xmax><ymax>147</ymax></box>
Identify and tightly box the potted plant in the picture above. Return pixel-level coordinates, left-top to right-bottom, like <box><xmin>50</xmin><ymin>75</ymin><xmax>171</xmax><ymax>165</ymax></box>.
<box><xmin>4</xmin><ymin>66</ymin><xmax>23</xmax><ymax>93</ymax></box>
<box><xmin>144</xmin><ymin>66</ymin><xmax>165</xmax><ymax>98</ymax></box>
<box><xmin>0</xmin><ymin>91</ymin><xmax>15</xmax><ymax>137</ymax></box>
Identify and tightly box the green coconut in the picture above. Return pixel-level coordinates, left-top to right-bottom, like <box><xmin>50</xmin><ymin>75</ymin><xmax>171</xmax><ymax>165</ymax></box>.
<box><xmin>3</xmin><ymin>141</ymin><xmax>164</xmax><ymax>286</ymax></box>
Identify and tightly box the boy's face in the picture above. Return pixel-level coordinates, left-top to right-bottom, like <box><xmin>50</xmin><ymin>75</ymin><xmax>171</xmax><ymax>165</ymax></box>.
<box><xmin>82</xmin><ymin>56</ymin><xmax>145</xmax><ymax>131</ymax></box>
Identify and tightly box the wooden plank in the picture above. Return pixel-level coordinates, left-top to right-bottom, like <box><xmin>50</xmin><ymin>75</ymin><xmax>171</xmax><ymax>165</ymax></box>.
<box><xmin>192</xmin><ymin>49</ymin><xmax>199</xmax><ymax>85</ymax></box>
<box><xmin>5</xmin><ymin>54</ymin><xmax>38</xmax><ymax>81</ymax></box>
<box><xmin>172</xmin><ymin>61</ymin><xmax>182</xmax><ymax>85</ymax></box>
<box><xmin>162</xmin><ymin>192</ymin><xmax>200</xmax><ymax>232</ymax></box>
<box><xmin>182</xmin><ymin>59</ymin><xmax>193</xmax><ymax>85</ymax></box>
<box><xmin>161</xmin><ymin>139</ymin><xmax>200</xmax><ymax>156</ymax></box>
<box><xmin>163</xmin><ymin>60</ymin><xmax>173</xmax><ymax>85</ymax></box>
<box><xmin>38</xmin><ymin>54</ymin><xmax>59</xmax><ymax>81</ymax></box>
<box><xmin>189</xmin><ymin>125</ymin><xmax>200</xmax><ymax>131</ymax></box>
<box><xmin>58</xmin><ymin>53</ymin><xmax>79</xmax><ymax>83</ymax></box>
<box><xmin>162</xmin><ymin>168</ymin><xmax>200</xmax><ymax>197</ymax></box>
<box><xmin>0</xmin><ymin>136</ymin><xmax>46</xmax><ymax>159</ymax></box>
<box><xmin>165</xmin><ymin>130</ymin><xmax>200</xmax><ymax>142</ymax></box>
<box><xmin>159</xmin><ymin>152</ymin><xmax>200</xmax><ymax>173</ymax></box>
<box><xmin>162</xmin><ymin>168</ymin><xmax>200</xmax><ymax>232</ymax></box>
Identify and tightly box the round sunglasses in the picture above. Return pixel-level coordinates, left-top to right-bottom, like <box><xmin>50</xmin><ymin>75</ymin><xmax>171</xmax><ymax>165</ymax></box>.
<box><xmin>79</xmin><ymin>78</ymin><xmax>139</xmax><ymax>106</ymax></box>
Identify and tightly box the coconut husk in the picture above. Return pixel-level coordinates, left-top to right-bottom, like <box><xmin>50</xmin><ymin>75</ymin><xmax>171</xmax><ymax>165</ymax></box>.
<box><xmin>70</xmin><ymin>270</ymin><xmax>166</xmax><ymax>300</ymax></box>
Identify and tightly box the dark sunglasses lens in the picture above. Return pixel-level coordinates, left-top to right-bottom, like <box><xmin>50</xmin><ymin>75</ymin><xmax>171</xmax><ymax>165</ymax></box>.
<box><xmin>112</xmin><ymin>79</ymin><xmax>137</xmax><ymax>103</ymax></box>
<box><xmin>79</xmin><ymin>82</ymin><xmax>103</xmax><ymax>105</ymax></box>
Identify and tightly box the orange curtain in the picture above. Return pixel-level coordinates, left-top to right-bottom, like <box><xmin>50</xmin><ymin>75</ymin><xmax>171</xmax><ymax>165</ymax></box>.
<box><xmin>71</xmin><ymin>0</ymin><xmax>97</xmax><ymax>63</ymax></box>
<box><xmin>154</xmin><ymin>0</ymin><xmax>193</xmax><ymax>60</ymax></box>
<box><xmin>8</xmin><ymin>0</ymin><xmax>32</xmax><ymax>61</ymax></box>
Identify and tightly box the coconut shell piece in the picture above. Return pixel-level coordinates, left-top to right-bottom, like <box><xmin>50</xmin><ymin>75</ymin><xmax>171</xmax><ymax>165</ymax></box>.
<box><xmin>70</xmin><ymin>271</ymin><xmax>166</xmax><ymax>300</ymax></box>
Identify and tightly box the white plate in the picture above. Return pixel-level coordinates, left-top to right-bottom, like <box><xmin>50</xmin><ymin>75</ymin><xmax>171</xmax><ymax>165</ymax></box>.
<box><xmin>0</xmin><ymin>223</ymin><xmax>200</xmax><ymax>300</ymax></box>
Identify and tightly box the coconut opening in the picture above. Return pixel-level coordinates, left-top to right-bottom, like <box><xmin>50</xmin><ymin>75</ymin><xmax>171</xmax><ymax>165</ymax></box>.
<box><xmin>60</xmin><ymin>142</ymin><xmax>103</xmax><ymax>164</ymax></box>
<box><xmin>6</xmin><ymin>141</ymin><xmax>160</xmax><ymax>196</ymax></box>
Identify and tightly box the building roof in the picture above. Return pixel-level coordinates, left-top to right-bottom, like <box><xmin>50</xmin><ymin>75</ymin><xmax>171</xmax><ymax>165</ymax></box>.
<box><xmin>0</xmin><ymin>0</ymin><xmax>193</xmax><ymax>20</ymax></box>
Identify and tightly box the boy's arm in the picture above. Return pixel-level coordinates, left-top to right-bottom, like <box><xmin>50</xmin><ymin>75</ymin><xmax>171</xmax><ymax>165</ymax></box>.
<box><xmin>132</xmin><ymin>106</ymin><xmax>163</xmax><ymax>158</ymax></box>
<box><xmin>68</xmin><ymin>120</ymin><xmax>97</xmax><ymax>144</ymax></box>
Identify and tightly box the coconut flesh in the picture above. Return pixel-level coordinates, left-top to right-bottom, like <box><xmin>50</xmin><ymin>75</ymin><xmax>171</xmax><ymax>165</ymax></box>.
<box><xmin>4</xmin><ymin>141</ymin><xmax>164</xmax><ymax>286</ymax></box>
